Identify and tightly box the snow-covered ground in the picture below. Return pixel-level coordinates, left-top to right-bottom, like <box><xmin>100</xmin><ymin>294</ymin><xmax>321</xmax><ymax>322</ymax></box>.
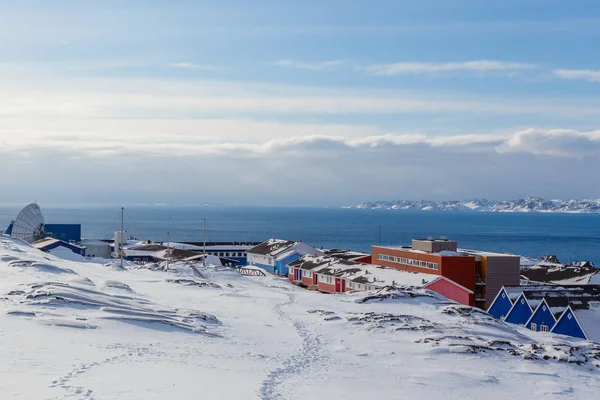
<box><xmin>0</xmin><ymin>235</ymin><xmax>599</xmax><ymax>400</ymax></box>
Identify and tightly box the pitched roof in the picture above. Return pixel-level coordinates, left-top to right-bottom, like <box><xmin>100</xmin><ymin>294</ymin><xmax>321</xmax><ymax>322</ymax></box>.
<box><xmin>323</xmin><ymin>248</ymin><xmax>370</xmax><ymax>262</ymax></box>
<box><xmin>502</xmin><ymin>285</ymin><xmax>600</xmax><ymax>314</ymax></box>
<box><xmin>521</xmin><ymin>262</ymin><xmax>599</xmax><ymax>285</ymax></box>
<box><xmin>246</xmin><ymin>239</ymin><xmax>296</xmax><ymax>256</ymax></box>
<box><xmin>290</xmin><ymin>254</ymin><xmax>440</xmax><ymax>287</ymax></box>
<box><xmin>32</xmin><ymin>238</ymin><xmax>85</xmax><ymax>250</ymax></box>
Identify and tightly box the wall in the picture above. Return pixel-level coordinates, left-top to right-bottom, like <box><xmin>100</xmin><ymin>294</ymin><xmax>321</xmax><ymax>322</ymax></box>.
<box><xmin>45</xmin><ymin>224</ymin><xmax>82</xmax><ymax>242</ymax></box>
<box><xmin>425</xmin><ymin>278</ymin><xmax>473</xmax><ymax>306</ymax></box>
<box><xmin>438</xmin><ymin>256</ymin><xmax>476</xmax><ymax>293</ymax></box>
<box><xmin>484</xmin><ymin>256</ymin><xmax>521</xmax><ymax>307</ymax></box>
<box><xmin>372</xmin><ymin>246</ymin><xmax>443</xmax><ymax>276</ymax></box>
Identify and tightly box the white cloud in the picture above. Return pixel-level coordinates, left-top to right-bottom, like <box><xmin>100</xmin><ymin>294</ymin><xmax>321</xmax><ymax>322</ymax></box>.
<box><xmin>274</xmin><ymin>59</ymin><xmax>345</xmax><ymax>70</ymax></box>
<box><xmin>166</xmin><ymin>62</ymin><xmax>223</xmax><ymax>70</ymax></box>
<box><xmin>497</xmin><ymin>128</ymin><xmax>600</xmax><ymax>157</ymax></box>
<box><xmin>554</xmin><ymin>69</ymin><xmax>600</xmax><ymax>82</ymax></box>
<box><xmin>364</xmin><ymin>60</ymin><xmax>536</xmax><ymax>76</ymax></box>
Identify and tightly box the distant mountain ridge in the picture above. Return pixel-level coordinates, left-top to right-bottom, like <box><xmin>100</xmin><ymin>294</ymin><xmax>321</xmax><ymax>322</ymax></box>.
<box><xmin>345</xmin><ymin>197</ymin><xmax>600</xmax><ymax>213</ymax></box>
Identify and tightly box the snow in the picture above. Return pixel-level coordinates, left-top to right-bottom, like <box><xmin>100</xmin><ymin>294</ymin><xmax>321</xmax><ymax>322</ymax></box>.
<box><xmin>1</xmin><ymin>234</ymin><xmax>600</xmax><ymax>399</ymax></box>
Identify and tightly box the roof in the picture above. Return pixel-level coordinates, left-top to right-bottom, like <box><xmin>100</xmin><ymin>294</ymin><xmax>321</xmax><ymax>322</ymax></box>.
<box><xmin>31</xmin><ymin>238</ymin><xmax>85</xmax><ymax>250</ymax></box>
<box><xmin>502</xmin><ymin>285</ymin><xmax>600</xmax><ymax>314</ymax></box>
<box><xmin>246</xmin><ymin>239</ymin><xmax>296</xmax><ymax>257</ymax></box>
<box><xmin>323</xmin><ymin>248</ymin><xmax>370</xmax><ymax>262</ymax></box>
<box><xmin>290</xmin><ymin>254</ymin><xmax>441</xmax><ymax>288</ymax></box>
<box><xmin>521</xmin><ymin>262</ymin><xmax>599</xmax><ymax>285</ymax></box>
<box><xmin>373</xmin><ymin>245</ymin><xmax>472</xmax><ymax>257</ymax></box>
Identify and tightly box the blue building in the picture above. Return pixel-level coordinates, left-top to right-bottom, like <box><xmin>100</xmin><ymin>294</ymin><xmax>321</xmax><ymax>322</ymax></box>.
<box><xmin>246</xmin><ymin>239</ymin><xmax>324</xmax><ymax>275</ymax></box>
<box><xmin>550</xmin><ymin>306</ymin><xmax>589</xmax><ymax>340</ymax></box>
<box><xmin>32</xmin><ymin>238</ymin><xmax>86</xmax><ymax>256</ymax></box>
<box><xmin>488</xmin><ymin>285</ymin><xmax>600</xmax><ymax>342</ymax></box>
<box><xmin>524</xmin><ymin>298</ymin><xmax>556</xmax><ymax>332</ymax></box>
<box><xmin>45</xmin><ymin>224</ymin><xmax>82</xmax><ymax>243</ymax></box>
<box><xmin>504</xmin><ymin>293</ymin><xmax>533</xmax><ymax>325</ymax></box>
<box><xmin>487</xmin><ymin>287</ymin><xmax>514</xmax><ymax>320</ymax></box>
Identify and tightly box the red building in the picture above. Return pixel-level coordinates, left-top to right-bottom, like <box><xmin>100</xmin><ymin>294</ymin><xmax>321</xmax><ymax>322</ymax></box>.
<box><xmin>372</xmin><ymin>239</ymin><xmax>476</xmax><ymax>306</ymax></box>
<box><xmin>288</xmin><ymin>254</ymin><xmax>474</xmax><ymax>305</ymax></box>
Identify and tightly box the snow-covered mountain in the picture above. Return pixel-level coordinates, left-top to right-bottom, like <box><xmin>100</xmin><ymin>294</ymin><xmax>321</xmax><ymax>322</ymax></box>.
<box><xmin>346</xmin><ymin>197</ymin><xmax>600</xmax><ymax>213</ymax></box>
<box><xmin>1</xmin><ymin>234</ymin><xmax>599</xmax><ymax>399</ymax></box>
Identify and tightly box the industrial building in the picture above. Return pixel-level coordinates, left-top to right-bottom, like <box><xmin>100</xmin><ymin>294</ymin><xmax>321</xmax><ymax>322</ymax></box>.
<box><xmin>371</xmin><ymin>238</ymin><xmax>520</xmax><ymax>308</ymax></box>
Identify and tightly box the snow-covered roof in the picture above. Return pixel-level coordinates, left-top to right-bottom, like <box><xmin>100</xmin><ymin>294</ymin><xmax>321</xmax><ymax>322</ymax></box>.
<box><xmin>521</xmin><ymin>262</ymin><xmax>599</xmax><ymax>285</ymax></box>
<box><xmin>290</xmin><ymin>255</ymin><xmax>440</xmax><ymax>287</ymax></box>
<box><xmin>246</xmin><ymin>239</ymin><xmax>296</xmax><ymax>257</ymax></box>
<box><xmin>32</xmin><ymin>237</ymin><xmax>85</xmax><ymax>250</ymax></box>
<box><xmin>374</xmin><ymin>245</ymin><xmax>472</xmax><ymax>257</ymax></box>
<box><xmin>323</xmin><ymin>248</ymin><xmax>370</xmax><ymax>261</ymax></box>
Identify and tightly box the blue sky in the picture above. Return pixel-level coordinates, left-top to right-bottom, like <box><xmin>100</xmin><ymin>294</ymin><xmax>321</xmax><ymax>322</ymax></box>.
<box><xmin>1</xmin><ymin>0</ymin><xmax>600</xmax><ymax>205</ymax></box>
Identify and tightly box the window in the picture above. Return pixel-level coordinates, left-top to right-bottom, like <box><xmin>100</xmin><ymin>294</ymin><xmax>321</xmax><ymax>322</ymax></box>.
<box><xmin>530</xmin><ymin>323</ymin><xmax>537</xmax><ymax>331</ymax></box>
<box><xmin>540</xmin><ymin>325</ymin><xmax>549</xmax><ymax>332</ymax></box>
<box><xmin>305</xmin><ymin>271</ymin><xmax>312</xmax><ymax>278</ymax></box>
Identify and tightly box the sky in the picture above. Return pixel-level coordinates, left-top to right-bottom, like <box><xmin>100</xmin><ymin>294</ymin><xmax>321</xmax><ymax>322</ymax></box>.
<box><xmin>1</xmin><ymin>0</ymin><xmax>600</xmax><ymax>206</ymax></box>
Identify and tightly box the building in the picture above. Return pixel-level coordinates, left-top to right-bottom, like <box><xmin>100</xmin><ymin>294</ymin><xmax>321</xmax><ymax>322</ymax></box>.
<box><xmin>371</xmin><ymin>238</ymin><xmax>520</xmax><ymax>308</ymax></box>
<box><xmin>322</xmin><ymin>248</ymin><xmax>372</xmax><ymax>263</ymax></box>
<box><xmin>520</xmin><ymin>256</ymin><xmax>599</xmax><ymax>285</ymax></box>
<box><xmin>80</xmin><ymin>239</ymin><xmax>112</xmax><ymax>258</ymax></box>
<box><xmin>32</xmin><ymin>237</ymin><xmax>86</xmax><ymax>256</ymax></box>
<box><xmin>487</xmin><ymin>285</ymin><xmax>600</xmax><ymax>341</ymax></box>
<box><xmin>44</xmin><ymin>224</ymin><xmax>82</xmax><ymax>243</ymax></box>
<box><xmin>288</xmin><ymin>254</ymin><xmax>474</xmax><ymax>305</ymax></box>
<box><xmin>181</xmin><ymin>241</ymin><xmax>261</xmax><ymax>265</ymax></box>
<box><xmin>120</xmin><ymin>243</ymin><xmax>238</xmax><ymax>265</ymax></box>
<box><xmin>246</xmin><ymin>239</ymin><xmax>324</xmax><ymax>275</ymax></box>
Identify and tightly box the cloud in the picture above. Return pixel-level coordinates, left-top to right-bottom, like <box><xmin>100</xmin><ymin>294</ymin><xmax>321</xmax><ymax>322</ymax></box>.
<box><xmin>166</xmin><ymin>62</ymin><xmax>223</xmax><ymax>70</ymax></box>
<box><xmin>363</xmin><ymin>60</ymin><xmax>536</xmax><ymax>76</ymax></box>
<box><xmin>554</xmin><ymin>69</ymin><xmax>600</xmax><ymax>82</ymax></box>
<box><xmin>497</xmin><ymin>128</ymin><xmax>600</xmax><ymax>157</ymax></box>
<box><xmin>274</xmin><ymin>59</ymin><xmax>345</xmax><ymax>70</ymax></box>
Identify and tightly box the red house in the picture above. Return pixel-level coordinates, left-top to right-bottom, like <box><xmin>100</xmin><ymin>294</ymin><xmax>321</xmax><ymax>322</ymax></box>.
<box><xmin>288</xmin><ymin>254</ymin><xmax>474</xmax><ymax>305</ymax></box>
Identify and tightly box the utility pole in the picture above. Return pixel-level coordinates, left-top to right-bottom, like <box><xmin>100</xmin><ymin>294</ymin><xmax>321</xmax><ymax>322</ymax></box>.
<box><xmin>120</xmin><ymin>207</ymin><xmax>124</xmax><ymax>268</ymax></box>
<box><xmin>203</xmin><ymin>217</ymin><xmax>207</xmax><ymax>267</ymax></box>
<box><xmin>166</xmin><ymin>217</ymin><xmax>171</xmax><ymax>271</ymax></box>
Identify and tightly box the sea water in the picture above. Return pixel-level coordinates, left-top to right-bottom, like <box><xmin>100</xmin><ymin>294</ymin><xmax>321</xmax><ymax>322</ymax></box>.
<box><xmin>1</xmin><ymin>205</ymin><xmax>599</xmax><ymax>264</ymax></box>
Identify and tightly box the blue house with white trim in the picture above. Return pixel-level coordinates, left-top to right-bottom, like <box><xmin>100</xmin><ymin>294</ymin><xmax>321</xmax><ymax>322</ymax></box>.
<box><xmin>551</xmin><ymin>306</ymin><xmax>588</xmax><ymax>340</ymax></box>
<box><xmin>246</xmin><ymin>239</ymin><xmax>324</xmax><ymax>275</ymax></box>
<box><xmin>487</xmin><ymin>287</ymin><xmax>514</xmax><ymax>320</ymax></box>
<box><xmin>487</xmin><ymin>285</ymin><xmax>600</xmax><ymax>342</ymax></box>
<box><xmin>504</xmin><ymin>292</ymin><xmax>533</xmax><ymax>325</ymax></box>
<box><xmin>524</xmin><ymin>298</ymin><xmax>556</xmax><ymax>332</ymax></box>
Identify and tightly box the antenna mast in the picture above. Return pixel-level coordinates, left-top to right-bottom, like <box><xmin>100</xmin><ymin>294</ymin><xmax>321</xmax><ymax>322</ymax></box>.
<box><xmin>203</xmin><ymin>217</ymin><xmax>207</xmax><ymax>267</ymax></box>
<box><xmin>120</xmin><ymin>207</ymin><xmax>124</xmax><ymax>268</ymax></box>
<box><xmin>166</xmin><ymin>217</ymin><xmax>171</xmax><ymax>271</ymax></box>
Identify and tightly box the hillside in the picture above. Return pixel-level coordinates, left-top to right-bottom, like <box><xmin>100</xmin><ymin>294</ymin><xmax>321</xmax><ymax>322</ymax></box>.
<box><xmin>347</xmin><ymin>197</ymin><xmax>600</xmax><ymax>213</ymax></box>
<box><xmin>0</xmin><ymin>234</ymin><xmax>599</xmax><ymax>399</ymax></box>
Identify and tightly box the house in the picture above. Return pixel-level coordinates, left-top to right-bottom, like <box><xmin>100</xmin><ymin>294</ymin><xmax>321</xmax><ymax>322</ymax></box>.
<box><xmin>32</xmin><ymin>237</ymin><xmax>86</xmax><ymax>256</ymax></box>
<box><xmin>487</xmin><ymin>285</ymin><xmax>600</xmax><ymax>341</ymax></box>
<box><xmin>246</xmin><ymin>239</ymin><xmax>324</xmax><ymax>275</ymax></box>
<box><xmin>520</xmin><ymin>256</ymin><xmax>599</xmax><ymax>285</ymax></box>
<box><xmin>524</xmin><ymin>298</ymin><xmax>556</xmax><ymax>333</ymax></box>
<box><xmin>288</xmin><ymin>254</ymin><xmax>474</xmax><ymax>305</ymax></box>
<box><xmin>322</xmin><ymin>248</ymin><xmax>372</xmax><ymax>263</ymax></box>
<box><xmin>371</xmin><ymin>238</ymin><xmax>520</xmax><ymax>309</ymax></box>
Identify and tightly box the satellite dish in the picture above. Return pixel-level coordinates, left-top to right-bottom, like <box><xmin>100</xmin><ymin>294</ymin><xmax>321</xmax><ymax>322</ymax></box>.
<box><xmin>10</xmin><ymin>203</ymin><xmax>46</xmax><ymax>243</ymax></box>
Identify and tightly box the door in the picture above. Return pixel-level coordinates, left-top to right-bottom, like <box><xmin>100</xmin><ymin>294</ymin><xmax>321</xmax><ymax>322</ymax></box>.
<box><xmin>335</xmin><ymin>278</ymin><xmax>341</xmax><ymax>292</ymax></box>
